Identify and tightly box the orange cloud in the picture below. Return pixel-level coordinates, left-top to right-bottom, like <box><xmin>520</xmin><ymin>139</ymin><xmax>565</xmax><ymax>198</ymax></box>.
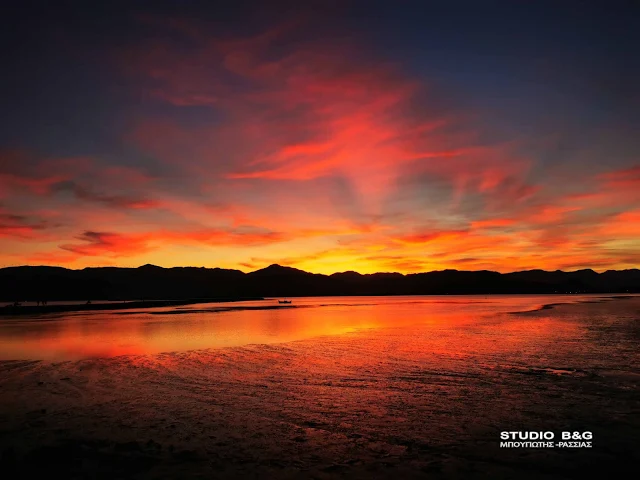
<box><xmin>62</xmin><ymin>228</ymin><xmax>286</xmax><ymax>257</ymax></box>
<box><xmin>526</xmin><ymin>205</ymin><xmax>582</xmax><ymax>224</ymax></box>
<box><xmin>0</xmin><ymin>17</ymin><xmax>638</xmax><ymax>274</ymax></box>
<box><xmin>595</xmin><ymin>210</ymin><xmax>640</xmax><ymax>237</ymax></box>
<box><xmin>60</xmin><ymin>231</ymin><xmax>156</xmax><ymax>257</ymax></box>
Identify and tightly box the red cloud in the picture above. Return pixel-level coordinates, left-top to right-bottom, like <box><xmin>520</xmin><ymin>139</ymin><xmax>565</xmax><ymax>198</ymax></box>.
<box><xmin>471</xmin><ymin>218</ymin><xmax>516</xmax><ymax>229</ymax></box>
<box><xmin>60</xmin><ymin>231</ymin><xmax>155</xmax><ymax>257</ymax></box>
<box><xmin>394</xmin><ymin>229</ymin><xmax>469</xmax><ymax>245</ymax></box>
<box><xmin>0</xmin><ymin>151</ymin><xmax>159</xmax><ymax>210</ymax></box>
<box><xmin>124</xmin><ymin>18</ymin><xmax>539</xmax><ymax>213</ymax></box>
<box><xmin>599</xmin><ymin>165</ymin><xmax>640</xmax><ymax>189</ymax></box>
<box><xmin>0</xmin><ymin>209</ymin><xmax>55</xmax><ymax>239</ymax></box>
<box><xmin>1</xmin><ymin>17</ymin><xmax>638</xmax><ymax>274</ymax></box>
<box><xmin>56</xmin><ymin>227</ymin><xmax>289</xmax><ymax>260</ymax></box>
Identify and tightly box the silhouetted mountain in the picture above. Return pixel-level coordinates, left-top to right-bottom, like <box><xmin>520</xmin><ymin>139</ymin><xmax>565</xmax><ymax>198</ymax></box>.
<box><xmin>248</xmin><ymin>264</ymin><xmax>310</xmax><ymax>276</ymax></box>
<box><xmin>245</xmin><ymin>264</ymin><xmax>332</xmax><ymax>296</ymax></box>
<box><xmin>0</xmin><ymin>265</ymin><xmax>638</xmax><ymax>301</ymax></box>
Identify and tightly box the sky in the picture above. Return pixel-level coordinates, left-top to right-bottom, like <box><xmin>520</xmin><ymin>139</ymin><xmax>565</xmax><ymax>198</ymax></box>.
<box><xmin>0</xmin><ymin>0</ymin><xmax>638</xmax><ymax>274</ymax></box>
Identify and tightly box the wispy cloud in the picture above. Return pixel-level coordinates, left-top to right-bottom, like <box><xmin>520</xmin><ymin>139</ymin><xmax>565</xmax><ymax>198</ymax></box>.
<box><xmin>0</xmin><ymin>14</ymin><xmax>638</xmax><ymax>273</ymax></box>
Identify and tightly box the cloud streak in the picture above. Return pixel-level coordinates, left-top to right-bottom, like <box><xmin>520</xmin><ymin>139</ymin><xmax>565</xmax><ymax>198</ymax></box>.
<box><xmin>0</xmin><ymin>12</ymin><xmax>638</xmax><ymax>273</ymax></box>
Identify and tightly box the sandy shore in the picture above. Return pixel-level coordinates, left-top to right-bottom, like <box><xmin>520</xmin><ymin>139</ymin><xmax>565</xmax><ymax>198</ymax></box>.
<box><xmin>1</xmin><ymin>299</ymin><xmax>638</xmax><ymax>479</ymax></box>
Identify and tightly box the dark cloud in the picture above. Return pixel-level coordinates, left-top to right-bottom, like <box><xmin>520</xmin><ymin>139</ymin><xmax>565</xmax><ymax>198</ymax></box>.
<box><xmin>0</xmin><ymin>212</ymin><xmax>53</xmax><ymax>238</ymax></box>
<box><xmin>52</xmin><ymin>181</ymin><xmax>159</xmax><ymax>209</ymax></box>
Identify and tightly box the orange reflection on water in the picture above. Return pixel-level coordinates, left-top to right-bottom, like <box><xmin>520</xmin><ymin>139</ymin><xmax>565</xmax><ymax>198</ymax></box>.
<box><xmin>0</xmin><ymin>295</ymin><xmax>601</xmax><ymax>361</ymax></box>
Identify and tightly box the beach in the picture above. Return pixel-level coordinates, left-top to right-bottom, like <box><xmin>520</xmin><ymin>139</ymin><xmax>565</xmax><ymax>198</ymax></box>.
<box><xmin>1</xmin><ymin>295</ymin><xmax>638</xmax><ymax>478</ymax></box>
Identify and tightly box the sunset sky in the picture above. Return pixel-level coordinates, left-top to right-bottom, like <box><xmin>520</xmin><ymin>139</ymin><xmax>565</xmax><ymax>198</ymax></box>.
<box><xmin>1</xmin><ymin>1</ymin><xmax>638</xmax><ymax>274</ymax></box>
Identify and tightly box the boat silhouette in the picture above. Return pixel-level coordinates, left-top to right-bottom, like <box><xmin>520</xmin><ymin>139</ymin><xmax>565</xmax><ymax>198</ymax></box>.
<box><xmin>278</xmin><ymin>299</ymin><xmax>292</xmax><ymax>304</ymax></box>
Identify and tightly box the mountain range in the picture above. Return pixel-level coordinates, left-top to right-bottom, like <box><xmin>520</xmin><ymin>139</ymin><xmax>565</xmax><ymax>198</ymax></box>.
<box><xmin>1</xmin><ymin>264</ymin><xmax>639</xmax><ymax>301</ymax></box>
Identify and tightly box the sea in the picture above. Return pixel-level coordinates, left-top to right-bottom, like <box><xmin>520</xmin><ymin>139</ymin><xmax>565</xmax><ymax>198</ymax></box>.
<box><xmin>0</xmin><ymin>294</ymin><xmax>638</xmax><ymax>478</ymax></box>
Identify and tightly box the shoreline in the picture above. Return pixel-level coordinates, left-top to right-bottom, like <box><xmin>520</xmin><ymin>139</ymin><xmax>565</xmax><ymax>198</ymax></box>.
<box><xmin>507</xmin><ymin>294</ymin><xmax>634</xmax><ymax>314</ymax></box>
<box><xmin>2</xmin><ymin>293</ymin><xmax>637</xmax><ymax>317</ymax></box>
<box><xmin>0</xmin><ymin>297</ymin><xmax>265</xmax><ymax>316</ymax></box>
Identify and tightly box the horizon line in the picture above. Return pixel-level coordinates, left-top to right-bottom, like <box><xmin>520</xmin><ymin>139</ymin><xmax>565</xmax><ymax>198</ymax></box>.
<box><xmin>1</xmin><ymin>263</ymin><xmax>638</xmax><ymax>276</ymax></box>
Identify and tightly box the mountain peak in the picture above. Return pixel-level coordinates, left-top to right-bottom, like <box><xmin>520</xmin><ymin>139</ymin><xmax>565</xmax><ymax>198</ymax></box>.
<box><xmin>572</xmin><ymin>268</ymin><xmax>598</xmax><ymax>275</ymax></box>
<box><xmin>331</xmin><ymin>270</ymin><xmax>362</xmax><ymax>277</ymax></box>
<box><xmin>250</xmin><ymin>264</ymin><xmax>310</xmax><ymax>276</ymax></box>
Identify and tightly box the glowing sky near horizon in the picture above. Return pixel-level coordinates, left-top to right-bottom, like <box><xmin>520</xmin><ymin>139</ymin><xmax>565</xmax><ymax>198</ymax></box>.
<box><xmin>0</xmin><ymin>1</ymin><xmax>638</xmax><ymax>273</ymax></box>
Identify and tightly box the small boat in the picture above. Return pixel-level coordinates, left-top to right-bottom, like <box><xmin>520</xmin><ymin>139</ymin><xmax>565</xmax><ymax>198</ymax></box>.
<box><xmin>278</xmin><ymin>299</ymin><xmax>292</xmax><ymax>304</ymax></box>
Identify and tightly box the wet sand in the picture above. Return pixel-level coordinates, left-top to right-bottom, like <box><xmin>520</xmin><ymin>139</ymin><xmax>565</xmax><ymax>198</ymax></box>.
<box><xmin>1</xmin><ymin>297</ymin><xmax>638</xmax><ymax>479</ymax></box>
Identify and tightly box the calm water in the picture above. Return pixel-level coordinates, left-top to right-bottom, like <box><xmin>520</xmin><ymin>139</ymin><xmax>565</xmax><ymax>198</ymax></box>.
<box><xmin>1</xmin><ymin>294</ymin><xmax>639</xmax><ymax>478</ymax></box>
<box><xmin>0</xmin><ymin>294</ymin><xmax>637</xmax><ymax>361</ymax></box>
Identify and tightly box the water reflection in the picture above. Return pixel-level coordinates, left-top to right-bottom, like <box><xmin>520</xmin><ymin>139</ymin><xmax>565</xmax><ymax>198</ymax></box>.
<box><xmin>0</xmin><ymin>295</ymin><xmax>632</xmax><ymax>361</ymax></box>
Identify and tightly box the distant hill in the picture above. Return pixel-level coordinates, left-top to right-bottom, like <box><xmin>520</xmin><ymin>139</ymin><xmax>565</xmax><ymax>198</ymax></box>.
<box><xmin>0</xmin><ymin>264</ymin><xmax>638</xmax><ymax>301</ymax></box>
